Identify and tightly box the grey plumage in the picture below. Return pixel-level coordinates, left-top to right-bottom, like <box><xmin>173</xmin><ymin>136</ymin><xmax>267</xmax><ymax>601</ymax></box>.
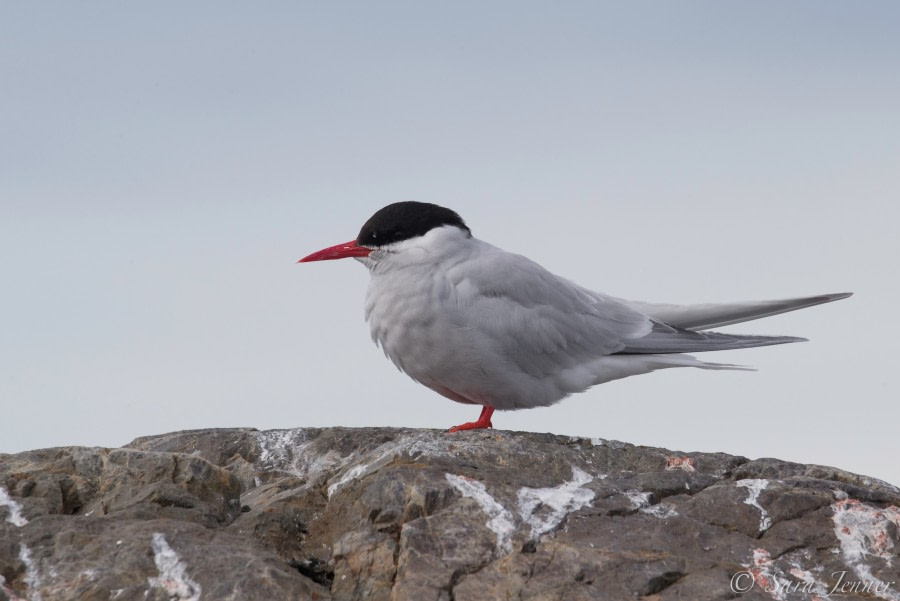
<box><xmin>356</xmin><ymin>226</ymin><xmax>851</xmax><ymax>410</ymax></box>
<box><xmin>300</xmin><ymin>202</ymin><xmax>852</xmax><ymax>421</ymax></box>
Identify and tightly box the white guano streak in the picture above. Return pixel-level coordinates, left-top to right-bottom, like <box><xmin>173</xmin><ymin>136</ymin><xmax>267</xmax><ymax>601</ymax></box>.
<box><xmin>746</xmin><ymin>548</ymin><xmax>790</xmax><ymax>601</ymax></box>
<box><xmin>327</xmin><ymin>436</ymin><xmax>448</xmax><ymax>497</ymax></box>
<box><xmin>737</xmin><ymin>479</ymin><xmax>772</xmax><ymax>532</ymax></box>
<box><xmin>0</xmin><ymin>486</ymin><xmax>28</xmax><ymax>527</ymax></box>
<box><xmin>623</xmin><ymin>490</ymin><xmax>678</xmax><ymax>518</ymax></box>
<box><xmin>1</xmin><ymin>487</ymin><xmax>39</xmax><ymax>601</ymax></box>
<box><xmin>445</xmin><ymin>474</ymin><xmax>515</xmax><ymax>554</ymax></box>
<box><xmin>517</xmin><ymin>467</ymin><xmax>595</xmax><ymax>538</ymax></box>
<box><xmin>148</xmin><ymin>533</ymin><xmax>202</xmax><ymax>601</ymax></box>
<box><xmin>18</xmin><ymin>544</ymin><xmax>42</xmax><ymax>601</ymax></box>
<box><xmin>832</xmin><ymin>499</ymin><xmax>900</xmax><ymax>601</ymax></box>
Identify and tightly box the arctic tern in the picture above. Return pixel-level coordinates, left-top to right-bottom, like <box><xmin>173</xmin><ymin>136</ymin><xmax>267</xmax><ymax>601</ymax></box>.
<box><xmin>299</xmin><ymin>201</ymin><xmax>851</xmax><ymax>432</ymax></box>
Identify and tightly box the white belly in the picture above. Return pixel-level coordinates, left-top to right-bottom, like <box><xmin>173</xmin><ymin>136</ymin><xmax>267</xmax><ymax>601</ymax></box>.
<box><xmin>364</xmin><ymin>266</ymin><xmax>574</xmax><ymax>410</ymax></box>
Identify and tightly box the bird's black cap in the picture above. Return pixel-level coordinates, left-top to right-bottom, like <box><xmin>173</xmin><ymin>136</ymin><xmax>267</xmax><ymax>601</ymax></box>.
<box><xmin>357</xmin><ymin>202</ymin><xmax>471</xmax><ymax>247</ymax></box>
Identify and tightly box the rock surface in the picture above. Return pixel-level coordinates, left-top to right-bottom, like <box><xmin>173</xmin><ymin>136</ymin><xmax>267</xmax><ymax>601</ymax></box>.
<box><xmin>1</xmin><ymin>427</ymin><xmax>898</xmax><ymax>601</ymax></box>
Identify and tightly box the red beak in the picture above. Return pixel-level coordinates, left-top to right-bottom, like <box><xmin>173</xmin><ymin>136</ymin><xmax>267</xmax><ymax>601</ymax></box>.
<box><xmin>298</xmin><ymin>239</ymin><xmax>372</xmax><ymax>263</ymax></box>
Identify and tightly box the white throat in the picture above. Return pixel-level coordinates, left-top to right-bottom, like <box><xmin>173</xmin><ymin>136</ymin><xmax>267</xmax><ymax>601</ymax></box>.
<box><xmin>355</xmin><ymin>225</ymin><xmax>473</xmax><ymax>273</ymax></box>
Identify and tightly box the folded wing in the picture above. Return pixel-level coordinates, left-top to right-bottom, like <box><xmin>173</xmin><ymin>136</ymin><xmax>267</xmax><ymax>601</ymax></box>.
<box><xmin>449</xmin><ymin>245</ymin><xmax>653</xmax><ymax>377</ymax></box>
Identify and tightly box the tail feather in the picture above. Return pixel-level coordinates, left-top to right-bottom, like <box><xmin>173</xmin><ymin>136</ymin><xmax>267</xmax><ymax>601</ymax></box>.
<box><xmin>592</xmin><ymin>353</ymin><xmax>754</xmax><ymax>387</ymax></box>
<box><xmin>618</xmin><ymin>330</ymin><xmax>807</xmax><ymax>355</ymax></box>
<box><xmin>622</xmin><ymin>292</ymin><xmax>852</xmax><ymax>331</ymax></box>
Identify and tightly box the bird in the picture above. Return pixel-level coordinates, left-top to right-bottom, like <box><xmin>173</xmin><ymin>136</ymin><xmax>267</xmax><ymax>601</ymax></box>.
<box><xmin>299</xmin><ymin>201</ymin><xmax>851</xmax><ymax>432</ymax></box>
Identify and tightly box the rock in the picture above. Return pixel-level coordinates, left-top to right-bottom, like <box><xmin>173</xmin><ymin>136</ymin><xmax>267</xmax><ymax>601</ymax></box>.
<box><xmin>1</xmin><ymin>427</ymin><xmax>898</xmax><ymax>601</ymax></box>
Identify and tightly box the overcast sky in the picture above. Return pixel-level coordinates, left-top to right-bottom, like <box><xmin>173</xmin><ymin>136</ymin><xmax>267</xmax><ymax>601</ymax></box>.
<box><xmin>2</xmin><ymin>2</ymin><xmax>898</xmax><ymax>485</ymax></box>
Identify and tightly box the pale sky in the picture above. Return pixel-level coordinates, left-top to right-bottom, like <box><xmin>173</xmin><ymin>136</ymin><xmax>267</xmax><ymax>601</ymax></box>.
<box><xmin>2</xmin><ymin>2</ymin><xmax>898</xmax><ymax>485</ymax></box>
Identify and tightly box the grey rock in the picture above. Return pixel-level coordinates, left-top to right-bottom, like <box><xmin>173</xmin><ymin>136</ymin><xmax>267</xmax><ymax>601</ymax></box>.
<box><xmin>85</xmin><ymin>449</ymin><xmax>243</xmax><ymax>526</ymax></box>
<box><xmin>1</xmin><ymin>427</ymin><xmax>898</xmax><ymax>601</ymax></box>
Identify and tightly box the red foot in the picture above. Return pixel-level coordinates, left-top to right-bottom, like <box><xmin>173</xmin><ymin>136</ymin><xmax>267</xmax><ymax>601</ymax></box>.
<box><xmin>448</xmin><ymin>406</ymin><xmax>495</xmax><ymax>433</ymax></box>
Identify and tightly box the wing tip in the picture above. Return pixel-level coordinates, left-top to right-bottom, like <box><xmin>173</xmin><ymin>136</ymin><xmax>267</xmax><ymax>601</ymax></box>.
<box><xmin>825</xmin><ymin>292</ymin><xmax>854</xmax><ymax>301</ymax></box>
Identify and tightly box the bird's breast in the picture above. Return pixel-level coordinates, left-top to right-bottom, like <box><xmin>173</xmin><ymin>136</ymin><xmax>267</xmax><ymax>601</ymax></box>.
<box><xmin>365</xmin><ymin>266</ymin><xmax>503</xmax><ymax>398</ymax></box>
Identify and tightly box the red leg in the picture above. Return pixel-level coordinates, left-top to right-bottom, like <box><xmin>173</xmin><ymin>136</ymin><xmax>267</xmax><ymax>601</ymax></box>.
<box><xmin>448</xmin><ymin>406</ymin><xmax>494</xmax><ymax>433</ymax></box>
